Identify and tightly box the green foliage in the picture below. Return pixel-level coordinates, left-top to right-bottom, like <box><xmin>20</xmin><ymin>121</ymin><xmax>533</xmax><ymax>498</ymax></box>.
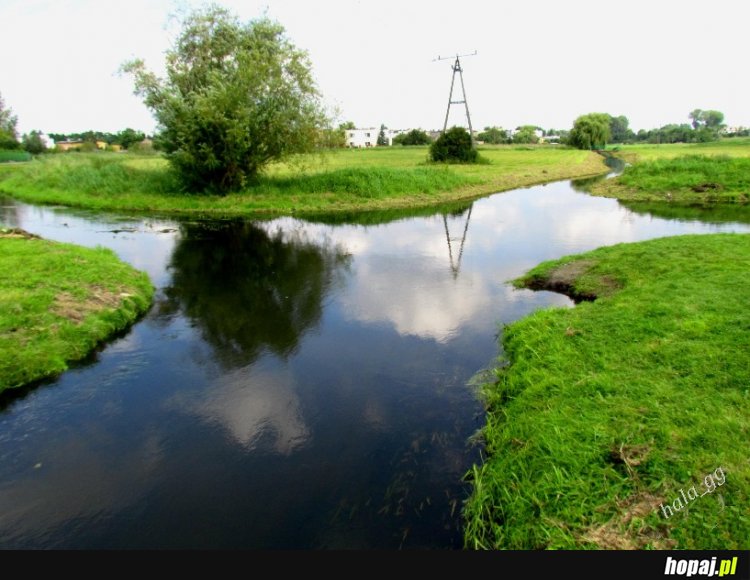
<box><xmin>0</xmin><ymin>147</ymin><xmax>605</xmax><ymax>215</ymax></box>
<box><xmin>466</xmin><ymin>234</ymin><xmax>750</xmax><ymax>549</ymax></box>
<box><xmin>338</xmin><ymin>121</ymin><xmax>356</xmax><ymax>130</ymax></box>
<box><xmin>0</xmin><ymin>92</ymin><xmax>19</xmax><ymax>150</ymax></box>
<box><xmin>512</xmin><ymin>125</ymin><xmax>540</xmax><ymax>145</ymax></box>
<box><xmin>429</xmin><ymin>126</ymin><xmax>478</xmax><ymax>163</ymax></box>
<box><xmin>116</xmin><ymin>127</ymin><xmax>146</xmax><ymax>149</ymax></box>
<box><xmin>393</xmin><ymin>129</ymin><xmax>432</xmax><ymax>146</ymax></box>
<box><xmin>319</xmin><ymin>127</ymin><xmax>346</xmax><ymax>148</ymax></box>
<box><xmin>689</xmin><ymin>109</ymin><xmax>724</xmax><ymax>130</ymax></box>
<box><xmin>608</xmin><ymin>115</ymin><xmax>634</xmax><ymax>143</ymax></box>
<box><xmin>569</xmin><ymin>113</ymin><xmax>611</xmax><ymax>150</ymax></box>
<box><xmin>0</xmin><ymin>232</ymin><xmax>153</xmax><ymax>391</ymax></box>
<box><xmin>477</xmin><ymin>126</ymin><xmax>509</xmax><ymax>144</ymax></box>
<box><xmin>0</xmin><ymin>150</ymin><xmax>31</xmax><ymax>163</ymax></box>
<box><xmin>22</xmin><ymin>130</ymin><xmax>47</xmax><ymax>154</ymax></box>
<box><xmin>377</xmin><ymin>123</ymin><xmax>389</xmax><ymax>146</ymax></box>
<box><xmin>122</xmin><ymin>6</ymin><xmax>326</xmax><ymax>193</ymax></box>
<box><xmin>597</xmin><ymin>155</ymin><xmax>750</xmax><ymax>202</ymax></box>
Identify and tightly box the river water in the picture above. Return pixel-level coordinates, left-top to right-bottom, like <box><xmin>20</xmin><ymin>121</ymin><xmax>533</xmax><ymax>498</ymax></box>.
<box><xmin>1</xmin><ymin>174</ymin><xmax>749</xmax><ymax>548</ymax></box>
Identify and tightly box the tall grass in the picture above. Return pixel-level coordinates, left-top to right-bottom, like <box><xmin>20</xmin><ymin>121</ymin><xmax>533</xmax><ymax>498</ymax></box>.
<box><xmin>0</xmin><ymin>150</ymin><xmax>31</xmax><ymax>163</ymax></box>
<box><xmin>0</xmin><ymin>148</ymin><xmax>607</xmax><ymax>216</ymax></box>
<box><xmin>593</xmin><ymin>155</ymin><xmax>750</xmax><ymax>202</ymax></box>
<box><xmin>465</xmin><ymin>234</ymin><xmax>750</xmax><ymax>549</ymax></box>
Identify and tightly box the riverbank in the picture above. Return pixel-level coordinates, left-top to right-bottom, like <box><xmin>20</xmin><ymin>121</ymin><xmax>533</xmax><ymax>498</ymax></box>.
<box><xmin>0</xmin><ymin>228</ymin><xmax>153</xmax><ymax>392</ymax></box>
<box><xmin>590</xmin><ymin>139</ymin><xmax>750</xmax><ymax>203</ymax></box>
<box><xmin>464</xmin><ymin>234</ymin><xmax>750</xmax><ymax>549</ymax></box>
<box><xmin>0</xmin><ymin>147</ymin><xmax>607</xmax><ymax>216</ymax></box>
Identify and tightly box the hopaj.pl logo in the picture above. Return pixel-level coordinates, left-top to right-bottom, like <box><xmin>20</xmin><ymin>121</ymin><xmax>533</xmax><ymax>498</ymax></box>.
<box><xmin>664</xmin><ymin>556</ymin><xmax>739</xmax><ymax>577</ymax></box>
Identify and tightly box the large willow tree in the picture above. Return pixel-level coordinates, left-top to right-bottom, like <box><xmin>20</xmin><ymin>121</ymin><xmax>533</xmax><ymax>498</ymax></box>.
<box><xmin>569</xmin><ymin>113</ymin><xmax>611</xmax><ymax>150</ymax></box>
<box><xmin>123</xmin><ymin>6</ymin><xmax>327</xmax><ymax>193</ymax></box>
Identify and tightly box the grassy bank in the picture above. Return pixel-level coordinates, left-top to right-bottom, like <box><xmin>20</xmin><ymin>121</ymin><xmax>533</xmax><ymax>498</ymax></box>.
<box><xmin>592</xmin><ymin>155</ymin><xmax>750</xmax><ymax>203</ymax></box>
<box><xmin>0</xmin><ymin>147</ymin><xmax>607</xmax><ymax>216</ymax></box>
<box><xmin>0</xmin><ymin>229</ymin><xmax>153</xmax><ymax>392</ymax></box>
<box><xmin>465</xmin><ymin>234</ymin><xmax>750</xmax><ymax>549</ymax></box>
<box><xmin>589</xmin><ymin>139</ymin><xmax>750</xmax><ymax>203</ymax></box>
<box><xmin>609</xmin><ymin>138</ymin><xmax>750</xmax><ymax>164</ymax></box>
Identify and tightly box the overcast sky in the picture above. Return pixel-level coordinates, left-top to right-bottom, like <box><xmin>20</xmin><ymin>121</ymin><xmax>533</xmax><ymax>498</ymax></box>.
<box><xmin>1</xmin><ymin>0</ymin><xmax>748</xmax><ymax>136</ymax></box>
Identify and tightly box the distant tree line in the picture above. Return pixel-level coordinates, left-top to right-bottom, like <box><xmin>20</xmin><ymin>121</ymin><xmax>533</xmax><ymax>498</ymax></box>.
<box><xmin>48</xmin><ymin>128</ymin><xmax>148</xmax><ymax>149</ymax></box>
<box><xmin>567</xmin><ymin>109</ymin><xmax>734</xmax><ymax>150</ymax></box>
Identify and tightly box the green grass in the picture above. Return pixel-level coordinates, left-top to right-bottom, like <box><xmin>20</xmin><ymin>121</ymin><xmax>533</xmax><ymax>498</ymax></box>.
<box><xmin>592</xmin><ymin>155</ymin><xmax>750</xmax><ymax>203</ymax></box>
<box><xmin>0</xmin><ymin>150</ymin><xmax>31</xmax><ymax>163</ymax></box>
<box><xmin>465</xmin><ymin>234</ymin><xmax>750</xmax><ymax>549</ymax></box>
<box><xmin>0</xmin><ymin>147</ymin><xmax>607</xmax><ymax>216</ymax></box>
<box><xmin>610</xmin><ymin>138</ymin><xmax>750</xmax><ymax>163</ymax></box>
<box><xmin>0</xmin><ymin>229</ymin><xmax>154</xmax><ymax>392</ymax></box>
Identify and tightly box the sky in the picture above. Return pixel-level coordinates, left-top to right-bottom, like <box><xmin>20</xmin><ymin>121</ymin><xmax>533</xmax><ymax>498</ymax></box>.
<box><xmin>1</xmin><ymin>0</ymin><xmax>748</xmax><ymax>136</ymax></box>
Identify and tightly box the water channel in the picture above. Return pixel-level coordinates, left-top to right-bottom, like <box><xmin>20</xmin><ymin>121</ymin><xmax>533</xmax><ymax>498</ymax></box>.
<box><xmin>1</xmin><ymin>169</ymin><xmax>749</xmax><ymax>548</ymax></box>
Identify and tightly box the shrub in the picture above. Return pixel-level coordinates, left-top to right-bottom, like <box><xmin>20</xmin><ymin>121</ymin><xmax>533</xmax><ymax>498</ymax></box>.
<box><xmin>429</xmin><ymin>127</ymin><xmax>478</xmax><ymax>163</ymax></box>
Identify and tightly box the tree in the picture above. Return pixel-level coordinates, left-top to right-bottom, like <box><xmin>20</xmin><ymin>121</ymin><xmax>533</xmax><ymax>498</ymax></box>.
<box><xmin>392</xmin><ymin>129</ymin><xmax>432</xmax><ymax>146</ymax></box>
<box><xmin>477</xmin><ymin>126</ymin><xmax>508</xmax><ymax>144</ymax></box>
<box><xmin>512</xmin><ymin>125</ymin><xmax>540</xmax><ymax>144</ymax></box>
<box><xmin>0</xmin><ymin>92</ymin><xmax>19</xmax><ymax>150</ymax></box>
<box><xmin>338</xmin><ymin>121</ymin><xmax>356</xmax><ymax>130</ymax></box>
<box><xmin>377</xmin><ymin>123</ymin><xmax>389</xmax><ymax>146</ymax></box>
<box><xmin>689</xmin><ymin>109</ymin><xmax>703</xmax><ymax>130</ymax></box>
<box><xmin>122</xmin><ymin>6</ymin><xmax>327</xmax><ymax>193</ymax></box>
<box><xmin>608</xmin><ymin>115</ymin><xmax>633</xmax><ymax>143</ymax></box>
<box><xmin>569</xmin><ymin>113</ymin><xmax>611</xmax><ymax>150</ymax></box>
<box><xmin>430</xmin><ymin>126</ymin><xmax>478</xmax><ymax>163</ymax></box>
<box><xmin>22</xmin><ymin>130</ymin><xmax>47</xmax><ymax>154</ymax></box>
<box><xmin>115</xmin><ymin>127</ymin><xmax>146</xmax><ymax>149</ymax></box>
<box><xmin>689</xmin><ymin>109</ymin><xmax>724</xmax><ymax>130</ymax></box>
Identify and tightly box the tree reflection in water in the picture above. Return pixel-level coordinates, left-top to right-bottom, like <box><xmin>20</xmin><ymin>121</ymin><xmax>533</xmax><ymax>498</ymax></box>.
<box><xmin>162</xmin><ymin>220</ymin><xmax>350</xmax><ymax>367</ymax></box>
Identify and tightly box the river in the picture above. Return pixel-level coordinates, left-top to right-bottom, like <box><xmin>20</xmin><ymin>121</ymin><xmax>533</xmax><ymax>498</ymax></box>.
<box><xmin>1</xmin><ymin>172</ymin><xmax>749</xmax><ymax>548</ymax></box>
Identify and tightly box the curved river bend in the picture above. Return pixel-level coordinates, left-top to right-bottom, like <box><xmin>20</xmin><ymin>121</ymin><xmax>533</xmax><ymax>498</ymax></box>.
<box><xmin>1</xmin><ymin>175</ymin><xmax>749</xmax><ymax>548</ymax></box>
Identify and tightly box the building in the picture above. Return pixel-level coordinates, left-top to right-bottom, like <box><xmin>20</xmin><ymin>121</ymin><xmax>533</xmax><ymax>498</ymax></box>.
<box><xmin>345</xmin><ymin>128</ymin><xmax>408</xmax><ymax>148</ymax></box>
<box><xmin>56</xmin><ymin>140</ymin><xmax>108</xmax><ymax>152</ymax></box>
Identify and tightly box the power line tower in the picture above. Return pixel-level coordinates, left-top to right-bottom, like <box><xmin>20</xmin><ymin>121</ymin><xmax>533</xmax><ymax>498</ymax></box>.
<box><xmin>434</xmin><ymin>51</ymin><xmax>477</xmax><ymax>142</ymax></box>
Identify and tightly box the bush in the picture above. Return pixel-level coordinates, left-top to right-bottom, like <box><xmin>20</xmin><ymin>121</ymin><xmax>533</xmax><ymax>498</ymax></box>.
<box><xmin>0</xmin><ymin>150</ymin><xmax>31</xmax><ymax>163</ymax></box>
<box><xmin>429</xmin><ymin>127</ymin><xmax>478</xmax><ymax>163</ymax></box>
<box><xmin>393</xmin><ymin>129</ymin><xmax>432</xmax><ymax>146</ymax></box>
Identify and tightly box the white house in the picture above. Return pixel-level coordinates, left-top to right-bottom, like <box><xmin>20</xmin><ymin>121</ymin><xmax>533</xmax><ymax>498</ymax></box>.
<box><xmin>345</xmin><ymin>128</ymin><xmax>407</xmax><ymax>148</ymax></box>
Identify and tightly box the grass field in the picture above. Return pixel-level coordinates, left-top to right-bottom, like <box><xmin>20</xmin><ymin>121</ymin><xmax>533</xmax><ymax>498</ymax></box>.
<box><xmin>610</xmin><ymin>138</ymin><xmax>750</xmax><ymax>163</ymax></box>
<box><xmin>0</xmin><ymin>150</ymin><xmax>31</xmax><ymax>163</ymax></box>
<box><xmin>0</xmin><ymin>229</ymin><xmax>153</xmax><ymax>392</ymax></box>
<box><xmin>0</xmin><ymin>146</ymin><xmax>607</xmax><ymax>216</ymax></box>
<box><xmin>590</xmin><ymin>139</ymin><xmax>750</xmax><ymax>203</ymax></box>
<box><xmin>464</xmin><ymin>234</ymin><xmax>750</xmax><ymax>549</ymax></box>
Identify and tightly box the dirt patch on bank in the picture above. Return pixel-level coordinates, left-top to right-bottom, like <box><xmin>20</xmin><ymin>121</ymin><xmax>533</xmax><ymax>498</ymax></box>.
<box><xmin>523</xmin><ymin>259</ymin><xmax>622</xmax><ymax>302</ymax></box>
<box><xmin>0</xmin><ymin>227</ymin><xmax>41</xmax><ymax>240</ymax></box>
<box><xmin>53</xmin><ymin>285</ymin><xmax>128</xmax><ymax>323</ymax></box>
<box><xmin>581</xmin><ymin>492</ymin><xmax>675</xmax><ymax>550</ymax></box>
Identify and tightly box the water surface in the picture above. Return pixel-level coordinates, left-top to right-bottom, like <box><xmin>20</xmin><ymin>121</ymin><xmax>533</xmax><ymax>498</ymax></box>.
<box><xmin>1</xmin><ymin>179</ymin><xmax>749</xmax><ymax>548</ymax></box>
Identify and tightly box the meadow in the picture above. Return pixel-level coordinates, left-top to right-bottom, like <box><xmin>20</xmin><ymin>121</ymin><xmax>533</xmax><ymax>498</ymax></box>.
<box><xmin>464</xmin><ymin>233</ymin><xmax>750</xmax><ymax>549</ymax></box>
<box><xmin>0</xmin><ymin>229</ymin><xmax>153</xmax><ymax>391</ymax></box>
<box><xmin>590</xmin><ymin>139</ymin><xmax>750</xmax><ymax>203</ymax></box>
<box><xmin>0</xmin><ymin>146</ymin><xmax>606</xmax><ymax>216</ymax></box>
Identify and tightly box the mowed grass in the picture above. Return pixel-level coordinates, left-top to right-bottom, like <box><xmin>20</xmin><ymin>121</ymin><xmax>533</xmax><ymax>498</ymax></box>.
<box><xmin>0</xmin><ymin>229</ymin><xmax>153</xmax><ymax>392</ymax></box>
<box><xmin>591</xmin><ymin>139</ymin><xmax>750</xmax><ymax>203</ymax></box>
<box><xmin>0</xmin><ymin>146</ymin><xmax>607</xmax><ymax>216</ymax></box>
<box><xmin>610</xmin><ymin>138</ymin><xmax>750</xmax><ymax>163</ymax></box>
<box><xmin>465</xmin><ymin>234</ymin><xmax>750</xmax><ymax>550</ymax></box>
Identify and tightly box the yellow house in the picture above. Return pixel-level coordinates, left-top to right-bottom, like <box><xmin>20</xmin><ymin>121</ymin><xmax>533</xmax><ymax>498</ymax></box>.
<box><xmin>56</xmin><ymin>140</ymin><xmax>109</xmax><ymax>151</ymax></box>
<box><xmin>56</xmin><ymin>140</ymin><xmax>84</xmax><ymax>151</ymax></box>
